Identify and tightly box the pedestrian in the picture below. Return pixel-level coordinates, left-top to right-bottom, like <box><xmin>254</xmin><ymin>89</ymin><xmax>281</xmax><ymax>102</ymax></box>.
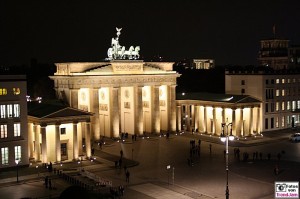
<box><xmin>209</xmin><ymin>144</ymin><xmax>212</xmax><ymax>154</ymax></box>
<box><xmin>277</xmin><ymin>153</ymin><xmax>281</xmax><ymax>161</ymax></box>
<box><xmin>126</xmin><ymin>170</ymin><xmax>130</xmax><ymax>183</ymax></box>
<box><xmin>99</xmin><ymin>142</ymin><xmax>102</xmax><ymax>150</ymax></box>
<box><xmin>92</xmin><ymin>148</ymin><xmax>95</xmax><ymax>156</ymax></box>
<box><xmin>45</xmin><ymin>176</ymin><xmax>48</xmax><ymax>188</ymax></box>
<box><xmin>49</xmin><ymin>178</ymin><xmax>52</xmax><ymax>189</ymax></box>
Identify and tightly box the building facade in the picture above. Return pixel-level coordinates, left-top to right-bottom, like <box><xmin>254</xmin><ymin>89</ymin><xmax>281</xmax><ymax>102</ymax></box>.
<box><xmin>225</xmin><ymin>70</ymin><xmax>300</xmax><ymax>132</ymax></box>
<box><xmin>0</xmin><ymin>75</ymin><xmax>29</xmax><ymax>168</ymax></box>
<box><xmin>49</xmin><ymin>60</ymin><xmax>180</xmax><ymax>140</ymax></box>
<box><xmin>258</xmin><ymin>39</ymin><xmax>289</xmax><ymax>70</ymax></box>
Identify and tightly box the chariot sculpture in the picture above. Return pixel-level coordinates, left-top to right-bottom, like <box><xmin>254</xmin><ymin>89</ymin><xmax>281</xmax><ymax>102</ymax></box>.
<box><xmin>107</xmin><ymin>27</ymin><xmax>140</xmax><ymax>60</ymax></box>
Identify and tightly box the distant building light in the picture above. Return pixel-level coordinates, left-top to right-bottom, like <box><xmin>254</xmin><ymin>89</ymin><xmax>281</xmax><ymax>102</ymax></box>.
<box><xmin>182</xmin><ymin>92</ymin><xmax>185</xmax><ymax>96</ymax></box>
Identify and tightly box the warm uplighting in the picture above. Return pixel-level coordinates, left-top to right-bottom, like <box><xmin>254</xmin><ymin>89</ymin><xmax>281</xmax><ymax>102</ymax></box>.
<box><xmin>15</xmin><ymin>159</ymin><xmax>20</xmax><ymax>182</ymax></box>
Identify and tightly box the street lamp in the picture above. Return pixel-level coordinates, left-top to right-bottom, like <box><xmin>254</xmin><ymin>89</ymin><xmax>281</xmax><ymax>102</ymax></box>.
<box><xmin>220</xmin><ymin>121</ymin><xmax>234</xmax><ymax>199</ymax></box>
<box><xmin>15</xmin><ymin>159</ymin><xmax>20</xmax><ymax>182</ymax></box>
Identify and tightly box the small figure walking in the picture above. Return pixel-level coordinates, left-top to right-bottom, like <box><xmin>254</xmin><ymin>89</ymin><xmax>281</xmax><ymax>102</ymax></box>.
<box><xmin>125</xmin><ymin>170</ymin><xmax>130</xmax><ymax>183</ymax></box>
<box><xmin>48</xmin><ymin>178</ymin><xmax>52</xmax><ymax>189</ymax></box>
<box><xmin>44</xmin><ymin>176</ymin><xmax>49</xmax><ymax>188</ymax></box>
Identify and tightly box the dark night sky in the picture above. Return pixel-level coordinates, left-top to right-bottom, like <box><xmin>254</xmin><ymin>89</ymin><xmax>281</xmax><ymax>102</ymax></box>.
<box><xmin>1</xmin><ymin>0</ymin><xmax>300</xmax><ymax>66</ymax></box>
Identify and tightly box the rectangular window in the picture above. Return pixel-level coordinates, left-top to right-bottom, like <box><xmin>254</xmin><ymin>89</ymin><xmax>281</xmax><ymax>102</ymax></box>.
<box><xmin>265</xmin><ymin>118</ymin><xmax>268</xmax><ymax>129</ymax></box>
<box><xmin>282</xmin><ymin>102</ymin><xmax>285</xmax><ymax>111</ymax></box>
<box><xmin>14</xmin><ymin>123</ymin><xmax>21</xmax><ymax>137</ymax></box>
<box><xmin>265</xmin><ymin>103</ymin><xmax>269</xmax><ymax>113</ymax></box>
<box><xmin>265</xmin><ymin>79</ymin><xmax>269</xmax><ymax>84</ymax></box>
<box><xmin>0</xmin><ymin>88</ymin><xmax>7</xmax><ymax>95</ymax></box>
<box><xmin>271</xmin><ymin>79</ymin><xmax>275</xmax><ymax>84</ymax></box>
<box><xmin>13</xmin><ymin>88</ymin><xmax>21</xmax><ymax>95</ymax></box>
<box><xmin>282</xmin><ymin>116</ymin><xmax>285</xmax><ymax>127</ymax></box>
<box><xmin>7</xmin><ymin>104</ymin><xmax>12</xmax><ymax>118</ymax></box>
<box><xmin>241</xmin><ymin>80</ymin><xmax>245</xmax><ymax>85</ymax></box>
<box><xmin>287</xmin><ymin>101</ymin><xmax>291</xmax><ymax>110</ymax></box>
<box><xmin>0</xmin><ymin>105</ymin><xmax>6</xmax><ymax>118</ymax></box>
<box><xmin>0</xmin><ymin>124</ymin><xmax>8</xmax><ymax>138</ymax></box>
<box><xmin>271</xmin><ymin>118</ymin><xmax>274</xmax><ymax>128</ymax></box>
<box><xmin>288</xmin><ymin>78</ymin><xmax>291</xmax><ymax>83</ymax></box>
<box><xmin>241</xmin><ymin>89</ymin><xmax>245</xmax><ymax>94</ymax></box>
<box><xmin>298</xmin><ymin>101</ymin><xmax>300</xmax><ymax>109</ymax></box>
<box><xmin>60</xmin><ymin>128</ymin><xmax>66</xmax><ymax>135</ymax></box>
<box><xmin>1</xmin><ymin>147</ymin><xmax>9</xmax><ymax>165</ymax></box>
<box><xmin>276</xmin><ymin>89</ymin><xmax>280</xmax><ymax>96</ymax></box>
<box><xmin>15</xmin><ymin>146</ymin><xmax>21</xmax><ymax>161</ymax></box>
<box><xmin>282</xmin><ymin>79</ymin><xmax>285</xmax><ymax>84</ymax></box>
<box><xmin>293</xmin><ymin>101</ymin><xmax>296</xmax><ymax>111</ymax></box>
<box><xmin>271</xmin><ymin>103</ymin><xmax>274</xmax><ymax>112</ymax></box>
<box><xmin>276</xmin><ymin>79</ymin><xmax>280</xmax><ymax>84</ymax></box>
<box><xmin>276</xmin><ymin>117</ymin><xmax>279</xmax><ymax>128</ymax></box>
<box><xmin>287</xmin><ymin>116</ymin><xmax>291</xmax><ymax>126</ymax></box>
<box><xmin>276</xmin><ymin>102</ymin><xmax>279</xmax><ymax>111</ymax></box>
<box><xmin>13</xmin><ymin>104</ymin><xmax>20</xmax><ymax>117</ymax></box>
<box><xmin>282</xmin><ymin>89</ymin><xmax>285</xmax><ymax>96</ymax></box>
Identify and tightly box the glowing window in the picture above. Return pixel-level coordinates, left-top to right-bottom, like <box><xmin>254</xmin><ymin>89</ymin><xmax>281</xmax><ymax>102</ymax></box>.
<box><xmin>13</xmin><ymin>88</ymin><xmax>21</xmax><ymax>95</ymax></box>
<box><xmin>276</xmin><ymin>89</ymin><xmax>280</xmax><ymax>96</ymax></box>
<box><xmin>281</xmin><ymin>116</ymin><xmax>285</xmax><ymax>127</ymax></box>
<box><xmin>282</xmin><ymin>79</ymin><xmax>285</xmax><ymax>84</ymax></box>
<box><xmin>0</xmin><ymin>105</ymin><xmax>6</xmax><ymax>118</ymax></box>
<box><xmin>287</xmin><ymin>101</ymin><xmax>291</xmax><ymax>110</ymax></box>
<box><xmin>15</xmin><ymin>146</ymin><xmax>21</xmax><ymax>161</ymax></box>
<box><xmin>7</xmin><ymin>104</ymin><xmax>12</xmax><ymax>118</ymax></box>
<box><xmin>276</xmin><ymin>102</ymin><xmax>279</xmax><ymax>111</ymax></box>
<box><xmin>276</xmin><ymin>79</ymin><xmax>280</xmax><ymax>84</ymax></box>
<box><xmin>13</xmin><ymin>104</ymin><xmax>20</xmax><ymax>117</ymax></box>
<box><xmin>1</xmin><ymin>147</ymin><xmax>9</xmax><ymax>165</ymax></box>
<box><xmin>0</xmin><ymin>88</ymin><xmax>7</xmax><ymax>95</ymax></box>
<box><xmin>281</xmin><ymin>89</ymin><xmax>285</xmax><ymax>96</ymax></box>
<box><xmin>281</xmin><ymin>102</ymin><xmax>285</xmax><ymax>111</ymax></box>
<box><xmin>0</xmin><ymin>124</ymin><xmax>7</xmax><ymax>138</ymax></box>
<box><xmin>276</xmin><ymin>117</ymin><xmax>279</xmax><ymax>128</ymax></box>
<box><xmin>14</xmin><ymin>123</ymin><xmax>20</xmax><ymax>137</ymax></box>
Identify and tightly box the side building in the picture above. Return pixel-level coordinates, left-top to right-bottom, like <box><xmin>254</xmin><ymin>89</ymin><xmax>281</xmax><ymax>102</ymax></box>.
<box><xmin>0</xmin><ymin>75</ymin><xmax>29</xmax><ymax>169</ymax></box>
<box><xmin>225</xmin><ymin>70</ymin><xmax>300</xmax><ymax>132</ymax></box>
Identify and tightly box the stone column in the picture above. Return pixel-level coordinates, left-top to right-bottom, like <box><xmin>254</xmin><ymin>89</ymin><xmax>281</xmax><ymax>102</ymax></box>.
<box><xmin>203</xmin><ymin>106</ymin><xmax>207</xmax><ymax>133</ymax></box>
<box><xmin>186</xmin><ymin>105</ymin><xmax>191</xmax><ymax>131</ymax></box>
<box><xmin>232</xmin><ymin>108</ymin><xmax>236</xmax><ymax>136</ymax></box>
<box><xmin>222</xmin><ymin>107</ymin><xmax>226</xmax><ymax>123</ymax></box>
<box><xmin>152</xmin><ymin>85</ymin><xmax>160</xmax><ymax>134</ymax></box>
<box><xmin>249</xmin><ymin>107</ymin><xmax>254</xmax><ymax>135</ymax></box>
<box><xmin>135</xmin><ymin>86</ymin><xmax>143</xmax><ymax>135</ymax></box>
<box><xmin>55</xmin><ymin>124</ymin><xmax>61</xmax><ymax>162</ymax></box>
<box><xmin>194</xmin><ymin>105</ymin><xmax>199</xmax><ymax>132</ymax></box>
<box><xmin>34</xmin><ymin>124</ymin><xmax>40</xmax><ymax>161</ymax></box>
<box><xmin>177</xmin><ymin>105</ymin><xmax>182</xmax><ymax>131</ymax></box>
<box><xmin>169</xmin><ymin>85</ymin><xmax>177</xmax><ymax>132</ymax></box>
<box><xmin>191</xmin><ymin>105</ymin><xmax>195</xmax><ymax>132</ymax></box>
<box><xmin>70</xmin><ymin>88</ymin><xmax>79</xmax><ymax>109</ymax></box>
<box><xmin>73</xmin><ymin>122</ymin><xmax>79</xmax><ymax>160</ymax></box>
<box><xmin>111</xmin><ymin>87</ymin><xmax>120</xmax><ymax>137</ymax></box>
<box><xmin>41</xmin><ymin>124</ymin><xmax>47</xmax><ymax>163</ymax></box>
<box><xmin>239</xmin><ymin>108</ymin><xmax>244</xmax><ymax>137</ymax></box>
<box><xmin>85</xmin><ymin>121</ymin><xmax>91</xmax><ymax>158</ymax></box>
<box><xmin>256</xmin><ymin>107</ymin><xmax>261</xmax><ymax>134</ymax></box>
<box><xmin>91</xmin><ymin>88</ymin><xmax>100</xmax><ymax>140</ymax></box>
<box><xmin>213</xmin><ymin>107</ymin><xmax>217</xmax><ymax>135</ymax></box>
<box><xmin>28</xmin><ymin>123</ymin><xmax>34</xmax><ymax>159</ymax></box>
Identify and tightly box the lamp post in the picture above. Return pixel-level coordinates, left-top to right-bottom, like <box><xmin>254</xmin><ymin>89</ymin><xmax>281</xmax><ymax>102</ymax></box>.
<box><xmin>220</xmin><ymin>121</ymin><xmax>234</xmax><ymax>199</ymax></box>
<box><xmin>15</xmin><ymin>159</ymin><xmax>20</xmax><ymax>183</ymax></box>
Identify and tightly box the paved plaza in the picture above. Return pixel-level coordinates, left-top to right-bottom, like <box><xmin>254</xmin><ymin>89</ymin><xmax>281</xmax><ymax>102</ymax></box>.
<box><xmin>0</xmin><ymin>129</ymin><xmax>299</xmax><ymax>199</ymax></box>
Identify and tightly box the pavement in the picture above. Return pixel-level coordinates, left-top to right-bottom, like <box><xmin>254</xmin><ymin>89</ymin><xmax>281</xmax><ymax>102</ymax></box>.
<box><xmin>0</xmin><ymin>129</ymin><xmax>299</xmax><ymax>199</ymax></box>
